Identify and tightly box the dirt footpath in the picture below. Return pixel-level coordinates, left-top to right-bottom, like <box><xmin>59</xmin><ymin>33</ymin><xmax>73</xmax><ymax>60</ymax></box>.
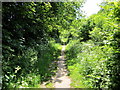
<box><xmin>53</xmin><ymin>45</ymin><xmax>71</xmax><ymax>88</ymax></box>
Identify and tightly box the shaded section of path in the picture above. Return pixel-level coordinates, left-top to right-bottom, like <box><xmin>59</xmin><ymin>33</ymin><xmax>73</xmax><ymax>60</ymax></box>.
<box><xmin>53</xmin><ymin>45</ymin><xmax>71</xmax><ymax>88</ymax></box>
<box><xmin>41</xmin><ymin>45</ymin><xmax>71</xmax><ymax>88</ymax></box>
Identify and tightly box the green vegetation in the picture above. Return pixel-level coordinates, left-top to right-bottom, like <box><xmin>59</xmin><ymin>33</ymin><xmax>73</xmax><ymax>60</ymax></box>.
<box><xmin>2</xmin><ymin>1</ymin><xmax>120</xmax><ymax>89</ymax></box>
<box><xmin>2</xmin><ymin>2</ymin><xmax>83</xmax><ymax>89</ymax></box>
<box><xmin>66</xmin><ymin>1</ymin><xmax>120</xmax><ymax>89</ymax></box>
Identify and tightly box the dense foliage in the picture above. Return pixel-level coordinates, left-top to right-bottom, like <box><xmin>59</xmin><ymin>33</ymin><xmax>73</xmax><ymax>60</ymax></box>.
<box><xmin>2</xmin><ymin>2</ymin><xmax>83</xmax><ymax>88</ymax></box>
<box><xmin>2</xmin><ymin>1</ymin><xmax>120</xmax><ymax>89</ymax></box>
<box><xmin>66</xmin><ymin>1</ymin><xmax>120</xmax><ymax>89</ymax></box>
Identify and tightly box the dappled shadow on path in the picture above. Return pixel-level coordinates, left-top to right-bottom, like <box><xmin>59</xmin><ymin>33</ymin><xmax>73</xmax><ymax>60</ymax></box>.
<box><xmin>53</xmin><ymin>45</ymin><xmax>71</xmax><ymax>88</ymax></box>
<box><xmin>40</xmin><ymin>45</ymin><xmax>71</xmax><ymax>88</ymax></box>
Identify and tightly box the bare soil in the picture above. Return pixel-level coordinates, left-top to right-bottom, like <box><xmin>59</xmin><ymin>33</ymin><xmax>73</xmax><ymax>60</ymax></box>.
<box><xmin>41</xmin><ymin>45</ymin><xmax>71</xmax><ymax>88</ymax></box>
<box><xmin>53</xmin><ymin>45</ymin><xmax>71</xmax><ymax>88</ymax></box>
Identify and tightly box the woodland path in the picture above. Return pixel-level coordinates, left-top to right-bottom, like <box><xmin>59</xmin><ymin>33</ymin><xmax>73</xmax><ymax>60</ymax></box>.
<box><xmin>53</xmin><ymin>45</ymin><xmax>71</xmax><ymax>88</ymax></box>
<box><xmin>41</xmin><ymin>45</ymin><xmax>71</xmax><ymax>88</ymax></box>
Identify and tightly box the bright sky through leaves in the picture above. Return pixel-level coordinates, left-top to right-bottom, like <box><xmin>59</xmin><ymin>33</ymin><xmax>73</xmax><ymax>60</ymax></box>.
<box><xmin>82</xmin><ymin>0</ymin><xmax>104</xmax><ymax>17</ymax></box>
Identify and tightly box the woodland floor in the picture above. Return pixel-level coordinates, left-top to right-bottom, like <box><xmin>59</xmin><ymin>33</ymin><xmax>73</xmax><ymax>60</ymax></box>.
<box><xmin>41</xmin><ymin>45</ymin><xmax>71</xmax><ymax>88</ymax></box>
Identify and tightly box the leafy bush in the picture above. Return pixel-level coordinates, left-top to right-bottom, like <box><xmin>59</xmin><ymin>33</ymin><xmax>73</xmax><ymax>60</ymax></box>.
<box><xmin>66</xmin><ymin>1</ymin><xmax>120</xmax><ymax>89</ymax></box>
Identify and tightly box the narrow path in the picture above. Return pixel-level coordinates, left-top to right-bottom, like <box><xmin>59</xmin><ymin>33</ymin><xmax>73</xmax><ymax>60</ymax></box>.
<box><xmin>53</xmin><ymin>45</ymin><xmax>71</xmax><ymax>88</ymax></box>
<box><xmin>41</xmin><ymin>45</ymin><xmax>71</xmax><ymax>88</ymax></box>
